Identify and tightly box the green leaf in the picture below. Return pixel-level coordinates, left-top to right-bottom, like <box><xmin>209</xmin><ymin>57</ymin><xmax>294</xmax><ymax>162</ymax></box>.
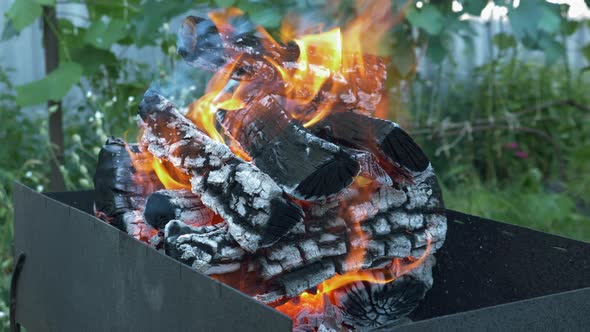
<box><xmin>5</xmin><ymin>0</ymin><xmax>42</xmax><ymax>31</ymax></box>
<box><xmin>426</xmin><ymin>36</ymin><xmax>447</xmax><ymax>63</ymax></box>
<box><xmin>561</xmin><ymin>20</ymin><xmax>580</xmax><ymax>36</ymax></box>
<box><xmin>214</xmin><ymin>0</ymin><xmax>236</xmax><ymax>7</ymax></box>
<box><xmin>69</xmin><ymin>46</ymin><xmax>118</xmax><ymax>75</ymax></box>
<box><xmin>461</xmin><ymin>0</ymin><xmax>488</xmax><ymax>16</ymax></box>
<box><xmin>34</xmin><ymin>0</ymin><xmax>56</xmax><ymax>5</ymax></box>
<box><xmin>538</xmin><ymin>6</ymin><xmax>561</xmax><ymax>34</ymax></box>
<box><xmin>389</xmin><ymin>31</ymin><xmax>416</xmax><ymax>79</ymax></box>
<box><xmin>406</xmin><ymin>6</ymin><xmax>444</xmax><ymax>35</ymax></box>
<box><xmin>84</xmin><ymin>16</ymin><xmax>128</xmax><ymax>49</ymax></box>
<box><xmin>86</xmin><ymin>0</ymin><xmax>142</xmax><ymax>19</ymax></box>
<box><xmin>539</xmin><ymin>36</ymin><xmax>563</xmax><ymax>65</ymax></box>
<box><xmin>16</xmin><ymin>62</ymin><xmax>83</xmax><ymax>106</ymax></box>
<box><xmin>508</xmin><ymin>0</ymin><xmax>543</xmax><ymax>40</ymax></box>
<box><xmin>248</xmin><ymin>8</ymin><xmax>282</xmax><ymax>29</ymax></box>
<box><xmin>1</xmin><ymin>21</ymin><xmax>18</xmax><ymax>41</ymax></box>
<box><xmin>493</xmin><ymin>33</ymin><xmax>517</xmax><ymax>50</ymax></box>
<box><xmin>582</xmin><ymin>43</ymin><xmax>590</xmax><ymax>63</ymax></box>
<box><xmin>131</xmin><ymin>0</ymin><xmax>194</xmax><ymax>47</ymax></box>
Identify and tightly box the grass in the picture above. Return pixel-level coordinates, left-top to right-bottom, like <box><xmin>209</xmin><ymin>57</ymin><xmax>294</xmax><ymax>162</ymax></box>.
<box><xmin>444</xmin><ymin>181</ymin><xmax>590</xmax><ymax>242</ymax></box>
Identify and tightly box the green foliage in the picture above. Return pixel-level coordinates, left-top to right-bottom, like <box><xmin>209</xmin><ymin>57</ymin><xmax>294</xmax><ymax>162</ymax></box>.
<box><xmin>84</xmin><ymin>16</ymin><xmax>128</xmax><ymax>49</ymax></box>
<box><xmin>16</xmin><ymin>62</ymin><xmax>83</xmax><ymax>106</ymax></box>
<box><xmin>4</xmin><ymin>0</ymin><xmax>46</xmax><ymax>31</ymax></box>
<box><xmin>411</xmin><ymin>57</ymin><xmax>590</xmax><ymax>241</ymax></box>
<box><xmin>406</xmin><ymin>6</ymin><xmax>444</xmax><ymax>35</ymax></box>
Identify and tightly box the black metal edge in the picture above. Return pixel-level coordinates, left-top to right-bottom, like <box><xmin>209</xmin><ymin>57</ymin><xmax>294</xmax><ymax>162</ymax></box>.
<box><xmin>27</xmin><ymin>186</ymin><xmax>590</xmax><ymax>329</ymax></box>
<box><xmin>446</xmin><ymin>209</ymin><xmax>590</xmax><ymax>246</ymax></box>
<box><xmin>12</xmin><ymin>182</ymin><xmax>293</xmax><ymax>332</ymax></box>
<box><xmin>394</xmin><ymin>286</ymin><xmax>590</xmax><ymax>331</ymax></box>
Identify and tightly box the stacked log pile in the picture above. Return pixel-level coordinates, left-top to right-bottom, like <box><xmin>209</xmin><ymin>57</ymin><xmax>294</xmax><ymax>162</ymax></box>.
<box><xmin>94</xmin><ymin>12</ymin><xmax>447</xmax><ymax>331</ymax></box>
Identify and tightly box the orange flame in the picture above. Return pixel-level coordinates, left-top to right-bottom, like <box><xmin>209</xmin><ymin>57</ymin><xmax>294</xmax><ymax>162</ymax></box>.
<box><xmin>127</xmin><ymin>142</ymin><xmax>192</xmax><ymax>191</ymax></box>
<box><xmin>185</xmin><ymin>0</ymin><xmax>393</xmax><ymax>142</ymax></box>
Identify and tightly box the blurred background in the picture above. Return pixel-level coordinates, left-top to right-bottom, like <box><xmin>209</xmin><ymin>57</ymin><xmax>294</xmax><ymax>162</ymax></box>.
<box><xmin>1</xmin><ymin>0</ymin><xmax>589</xmax><ymax>326</ymax></box>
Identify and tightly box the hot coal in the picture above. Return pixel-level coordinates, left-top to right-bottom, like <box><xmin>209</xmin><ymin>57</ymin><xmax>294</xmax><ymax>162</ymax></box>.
<box><xmin>310</xmin><ymin>112</ymin><xmax>431</xmax><ymax>183</ymax></box>
<box><xmin>94</xmin><ymin>138</ymin><xmax>161</xmax><ymax>241</ymax></box>
<box><xmin>217</xmin><ymin>95</ymin><xmax>360</xmax><ymax>200</ymax></box>
<box><xmin>139</xmin><ymin>91</ymin><xmax>304</xmax><ymax>252</ymax></box>
<box><xmin>144</xmin><ymin>189</ymin><xmax>216</xmax><ymax>230</ymax></box>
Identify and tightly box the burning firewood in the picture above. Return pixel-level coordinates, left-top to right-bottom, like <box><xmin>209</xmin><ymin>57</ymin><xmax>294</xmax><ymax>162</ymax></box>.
<box><xmin>94</xmin><ymin>138</ymin><xmax>161</xmax><ymax>241</ymax></box>
<box><xmin>139</xmin><ymin>91</ymin><xmax>305</xmax><ymax>253</ymax></box>
<box><xmin>310</xmin><ymin>111</ymin><xmax>431</xmax><ymax>183</ymax></box>
<box><xmin>143</xmin><ymin>189</ymin><xmax>217</xmax><ymax>230</ymax></box>
<box><xmin>217</xmin><ymin>95</ymin><xmax>360</xmax><ymax>200</ymax></box>
<box><xmin>93</xmin><ymin>7</ymin><xmax>449</xmax><ymax>330</ymax></box>
<box><xmin>163</xmin><ymin>173</ymin><xmax>446</xmax><ymax>304</ymax></box>
<box><xmin>178</xmin><ymin>15</ymin><xmax>386</xmax><ymax>115</ymax></box>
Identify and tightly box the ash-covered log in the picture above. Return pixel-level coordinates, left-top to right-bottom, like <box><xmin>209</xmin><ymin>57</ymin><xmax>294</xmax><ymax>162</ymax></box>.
<box><xmin>310</xmin><ymin>112</ymin><xmax>431</xmax><ymax>183</ymax></box>
<box><xmin>178</xmin><ymin>15</ymin><xmax>386</xmax><ymax>114</ymax></box>
<box><xmin>94</xmin><ymin>138</ymin><xmax>162</xmax><ymax>241</ymax></box>
<box><xmin>144</xmin><ymin>189</ymin><xmax>218</xmax><ymax>230</ymax></box>
<box><xmin>163</xmin><ymin>172</ymin><xmax>445</xmax><ymax>304</ymax></box>
<box><xmin>164</xmin><ymin>220</ymin><xmax>247</xmax><ymax>275</ymax></box>
<box><xmin>139</xmin><ymin>91</ymin><xmax>304</xmax><ymax>252</ymax></box>
<box><xmin>217</xmin><ymin>95</ymin><xmax>360</xmax><ymax>200</ymax></box>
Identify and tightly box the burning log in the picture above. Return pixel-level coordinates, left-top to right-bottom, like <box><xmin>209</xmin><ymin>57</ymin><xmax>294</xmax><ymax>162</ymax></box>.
<box><xmin>163</xmin><ymin>173</ymin><xmax>445</xmax><ymax>304</ymax></box>
<box><xmin>143</xmin><ymin>189</ymin><xmax>217</xmax><ymax>230</ymax></box>
<box><xmin>94</xmin><ymin>138</ymin><xmax>162</xmax><ymax>241</ymax></box>
<box><xmin>178</xmin><ymin>15</ymin><xmax>386</xmax><ymax>115</ymax></box>
<box><xmin>217</xmin><ymin>95</ymin><xmax>360</xmax><ymax>200</ymax></box>
<box><xmin>139</xmin><ymin>91</ymin><xmax>304</xmax><ymax>252</ymax></box>
<box><xmin>310</xmin><ymin>112</ymin><xmax>431</xmax><ymax>183</ymax></box>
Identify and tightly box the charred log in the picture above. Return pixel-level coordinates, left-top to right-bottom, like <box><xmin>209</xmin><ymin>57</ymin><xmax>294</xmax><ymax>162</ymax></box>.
<box><xmin>310</xmin><ymin>112</ymin><xmax>431</xmax><ymax>182</ymax></box>
<box><xmin>144</xmin><ymin>189</ymin><xmax>217</xmax><ymax>230</ymax></box>
<box><xmin>139</xmin><ymin>91</ymin><xmax>304</xmax><ymax>252</ymax></box>
<box><xmin>217</xmin><ymin>95</ymin><xmax>360</xmax><ymax>200</ymax></box>
<box><xmin>348</xmin><ymin>149</ymin><xmax>393</xmax><ymax>187</ymax></box>
<box><xmin>93</xmin><ymin>138</ymin><xmax>162</xmax><ymax>241</ymax></box>
<box><xmin>336</xmin><ymin>276</ymin><xmax>429</xmax><ymax>329</ymax></box>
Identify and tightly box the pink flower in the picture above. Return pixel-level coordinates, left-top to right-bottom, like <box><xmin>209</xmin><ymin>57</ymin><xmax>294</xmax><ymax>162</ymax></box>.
<box><xmin>514</xmin><ymin>150</ymin><xmax>529</xmax><ymax>159</ymax></box>
<box><xmin>503</xmin><ymin>142</ymin><xmax>519</xmax><ymax>149</ymax></box>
